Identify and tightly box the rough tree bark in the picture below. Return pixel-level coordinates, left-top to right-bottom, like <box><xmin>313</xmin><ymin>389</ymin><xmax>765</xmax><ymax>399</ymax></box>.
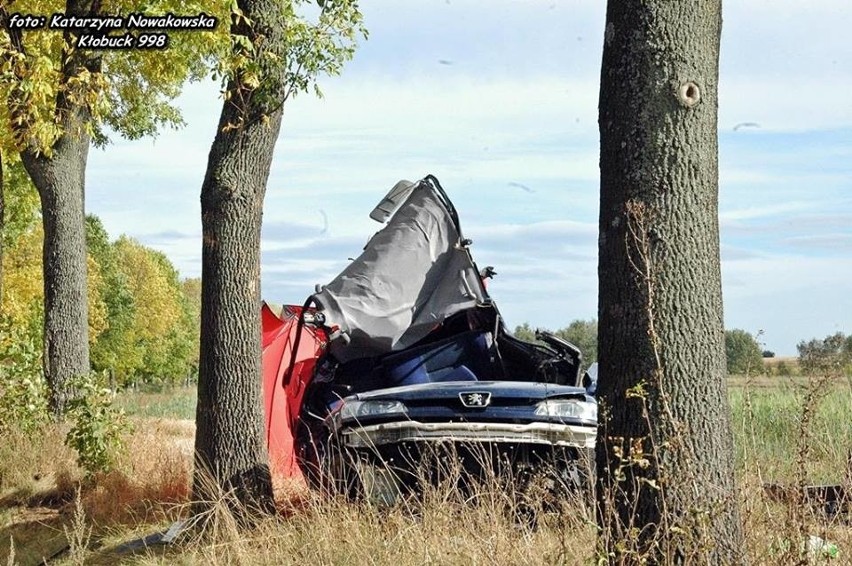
<box><xmin>4</xmin><ymin>1</ymin><xmax>101</xmax><ymax>418</ymax></box>
<box><xmin>595</xmin><ymin>1</ymin><xmax>744</xmax><ymax>563</ymax></box>
<box><xmin>192</xmin><ymin>0</ymin><xmax>287</xmax><ymax>513</ymax></box>
<box><xmin>21</xmin><ymin>134</ymin><xmax>93</xmax><ymax>419</ymax></box>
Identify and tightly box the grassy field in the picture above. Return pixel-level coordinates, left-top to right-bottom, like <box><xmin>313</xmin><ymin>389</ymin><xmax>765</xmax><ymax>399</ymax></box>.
<box><xmin>1</xmin><ymin>377</ymin><xmax>849</xmax><ymax>564</ymax></box>
<box><xmin>114</xmin><ymin>387</ymin><xmax>197</xmax><ymax>421</ymax></box>
<box><xmin>729</xmin><ymin>376</ymin><xmax>851</xmax><ymax>483</ymax></box>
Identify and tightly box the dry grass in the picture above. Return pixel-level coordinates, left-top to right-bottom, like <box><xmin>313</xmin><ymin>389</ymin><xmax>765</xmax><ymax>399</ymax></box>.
<box><xmin>82</xmin><ymin>418</ymin><xmax>193</xmax><ymax>526</ymax></box>
<box><xmin>0</xmin><ymin>424</ymin><xmax>80</xmax><ymax>507</ymax></box>
<box><xmin>2</xmin><ymin>378</ymin><xmax>850</xmax><ymax>565</ymax></box>
<box><xmin>740</xmin><ymin>473</ymin><xmax>850</xmax><ymax>565</ymax></box>
<box><xmin>735</xmin><ymin>372</ymin><xmax>850</xmax><ymax>565</ymax></box>
<box><xmin>0</xmin><ymin>416</ymin><xmax>194</xmax><ymax>565</ymax></box>
<box><xmin>127</xmin><ymin>472</ymin><xmax>597</xmax><ymax>566</ymax></box>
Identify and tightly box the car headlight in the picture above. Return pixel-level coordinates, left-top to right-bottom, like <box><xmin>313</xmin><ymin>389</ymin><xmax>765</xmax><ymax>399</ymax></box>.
<box><xmin>339</xmin><ymin>399</ymin><xmax>407</xmax><ymax>421</ymax></box>
<box><xmin>534</xmin><ymin>399</ymin><xmax>597</xmax><ymax>422</ymax></box>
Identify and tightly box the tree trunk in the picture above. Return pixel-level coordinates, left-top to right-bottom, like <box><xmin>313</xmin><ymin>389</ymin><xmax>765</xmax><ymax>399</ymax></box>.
<box><xmin>595</xmin><ymin>1</ymin><xmax>744</xmax><ymax>563</ymax></box>
<box><xmin>192</xmin><ymin>0</ymin><xmax>287</xmax><ymax>514</ymax></box>
<box><xmin>21</xmin><ymin>138</ymin><xmax>91</xmax><ymax>419</ymax></box>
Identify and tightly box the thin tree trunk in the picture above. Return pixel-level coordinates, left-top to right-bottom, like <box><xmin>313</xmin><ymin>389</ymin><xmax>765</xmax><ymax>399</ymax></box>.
<box><xmin>595</xmin><ymin>1</ymin><xmax>744</xmax><ymax>563</ymax></box>
<box><xmin>192</xmin><ymin>0</ymin><xmax>287</xmax><ymax>514</ymax></box>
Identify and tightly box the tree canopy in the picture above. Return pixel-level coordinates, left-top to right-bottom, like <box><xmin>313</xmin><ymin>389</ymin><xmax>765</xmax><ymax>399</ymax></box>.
<box><xmin>97</xmin><ymin>235</ymin><xmax>197</xmax><ymax>387</ymax></box>
<box><xmin>2</xmin><ymin>214</ymin><xmax>199</xmax><ymax>390</ymax></box>
<box><xmin>0</xmin><ymin>0</ymin><xmax>228</xmax><ymax>154</ymax></box>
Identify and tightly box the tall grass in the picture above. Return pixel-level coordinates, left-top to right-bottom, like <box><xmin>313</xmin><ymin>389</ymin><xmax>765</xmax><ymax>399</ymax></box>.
<box><xmin>114</xmin><ymin>386</ymin><xmax>197</xmax><ymax>420</ymax></box>
<box><xmin>2</xmin><ymin>378</ymin><xmax>849</xmax><ymax>565</ymax></box>
<box><xmin>730</xmin><ymin>379</ymin><xmax>851</xmax><ymax>483</ymax></box>
<box><xmin>128</xmin><ymin>456</ymin><xmax>597</xmax><ymax>566</ymax></box>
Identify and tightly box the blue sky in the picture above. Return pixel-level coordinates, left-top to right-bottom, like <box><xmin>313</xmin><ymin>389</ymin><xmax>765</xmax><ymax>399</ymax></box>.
<box><xmin>86</xmin><ymin>0</ymin><xmax>851</xmax><ymax>356</ymax></box>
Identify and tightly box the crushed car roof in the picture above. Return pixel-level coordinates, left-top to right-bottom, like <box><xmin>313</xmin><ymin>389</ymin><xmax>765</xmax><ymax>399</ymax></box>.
<box><xmin>312</xmin><ymin>176</ymin><xmax>487</xmax><ymax>362</ymax></box>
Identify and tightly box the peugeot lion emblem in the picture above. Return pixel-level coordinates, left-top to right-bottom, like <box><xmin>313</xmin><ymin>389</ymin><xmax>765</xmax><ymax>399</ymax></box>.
<box><xmin>459</xmin><ymin>392</ymin><xmax>492</xmax><ymax>408</ymax></box>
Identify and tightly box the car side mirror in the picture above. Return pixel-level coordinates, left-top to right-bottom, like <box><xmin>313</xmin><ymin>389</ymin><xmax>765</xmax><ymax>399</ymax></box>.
<box><xmin>583</xmin><ymin>362</ymin><xmax>598</xmax><ymax>395</ymax></box>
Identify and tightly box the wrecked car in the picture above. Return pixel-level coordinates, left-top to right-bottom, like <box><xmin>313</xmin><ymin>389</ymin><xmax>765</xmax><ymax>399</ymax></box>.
<box><xmin>261</xmin><ymin>175</ymin><xmax>597</xmax><ymax>497</ymax></box>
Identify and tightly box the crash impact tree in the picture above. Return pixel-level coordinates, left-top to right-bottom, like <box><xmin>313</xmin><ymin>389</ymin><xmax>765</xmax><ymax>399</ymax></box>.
<box><xmin>192</xmin><ymin>0</ymin><xmax>364</xmax><ymax>512</ymax></box>
<box><xmin>596</xmin><ymin>0</ymin><xmax>744</xmax><ymax>562</ymax></box>
<box><xmin>0</xmin><ymin>1</ymin><xmax>225</xmax><ymax>417</ymax></box>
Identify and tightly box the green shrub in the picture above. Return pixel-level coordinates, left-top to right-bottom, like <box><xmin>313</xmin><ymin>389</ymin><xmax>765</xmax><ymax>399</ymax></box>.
<box><xmin>725</xmin><ymin>329</ymin><xmax>764</xmax><ymax>375</ymax></box>
<box><xmin>0</xmin><ymin>317</ymin><xmax>49</xmax><ymax>433</ymax></box>
<box><xmin>65</xmin><ymin>372</ymin><xmax>132</xmax><ymax>476</ymax></box>
<box><xmin>774</xmin><ymin>361</ymin><xmax>793</xmax><ymax>377</ymax></box>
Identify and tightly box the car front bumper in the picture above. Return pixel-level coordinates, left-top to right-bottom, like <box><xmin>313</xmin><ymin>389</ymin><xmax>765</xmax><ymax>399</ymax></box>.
<box><xmin>339</xmin><ymin>420</ymin><xmax>596</xmax><ymax>449</ymax></box>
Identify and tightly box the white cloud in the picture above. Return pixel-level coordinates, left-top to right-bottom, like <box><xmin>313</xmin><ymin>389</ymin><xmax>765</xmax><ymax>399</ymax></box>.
<box><xmin>781</xmin><ymin>234</ymin><xmax>852</xmax><ymax>251</ymax></box>
<box><xmin>720</xmin><ymin>201</ymin><xmax>815</xmax><ymax>222</ymax></box>
<box><xmin>719</xmin><ymin>77</ymin><xmax>852</xmax><ymax>132</ymax></box>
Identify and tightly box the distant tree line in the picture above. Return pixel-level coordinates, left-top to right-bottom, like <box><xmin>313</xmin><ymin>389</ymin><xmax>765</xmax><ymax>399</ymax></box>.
<box><xmin>0</xmin><ymin>170</ymin><xmax>200</xmax><ymax>400</ymax></box>
<box><xmin>797</xmin><ymin>332</ymin><xmax>852</xmax><ymax>376</ymax></box>
<box><xmin>722</xmin><ymin>328</ymin><xmax>851</xmax><ymax>377</ymax></box>
<box><xmin>514</xmin><ymin>323</ymin><xmax>851</xmax><ymax>378</ymax></box>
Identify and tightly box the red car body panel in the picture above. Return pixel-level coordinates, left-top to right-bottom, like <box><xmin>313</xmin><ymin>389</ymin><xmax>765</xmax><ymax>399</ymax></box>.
<box><xmin>261</xmin><ymin>302</ymin><xmax>326</xmax><ymax>480</ymax></box>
